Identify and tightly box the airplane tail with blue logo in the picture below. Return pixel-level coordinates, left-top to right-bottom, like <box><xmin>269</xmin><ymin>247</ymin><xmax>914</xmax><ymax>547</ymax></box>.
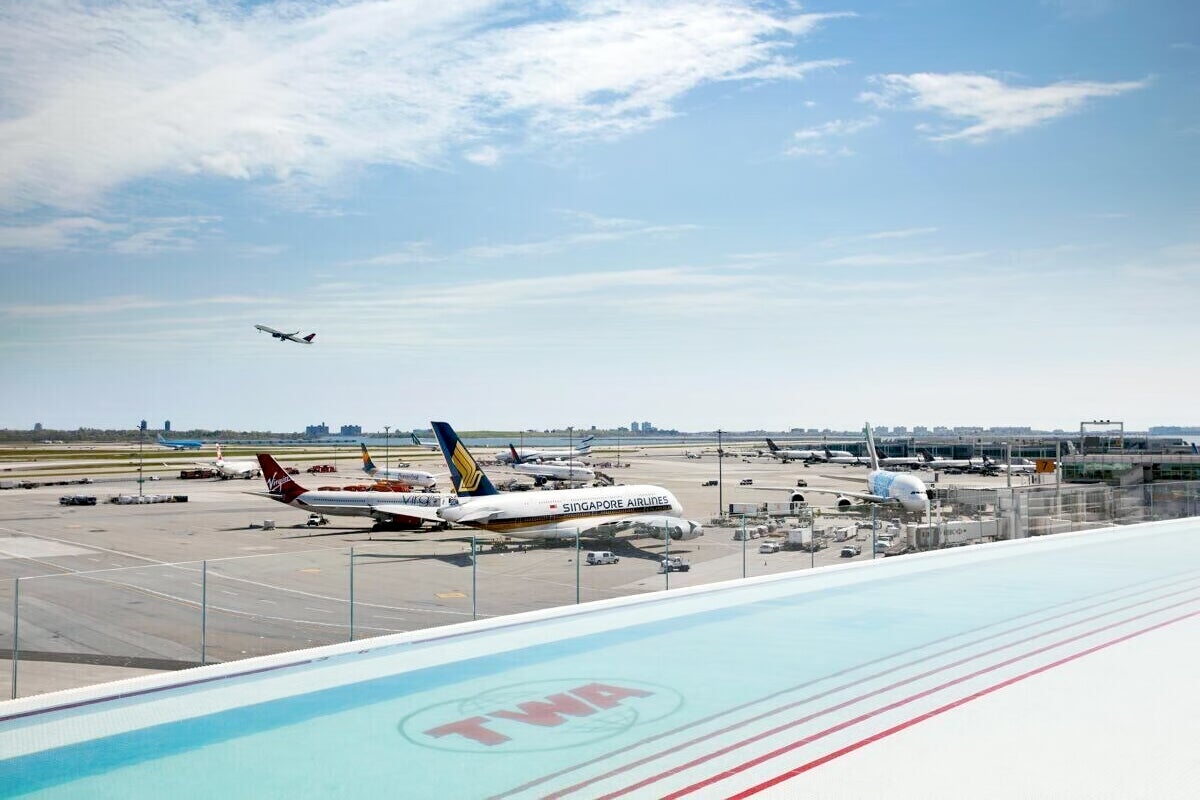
<box><xmin>360</xmin><ymin>443</ymin><xmax>379</xmax><ymax>476</ymax></box>
<box><xmin>431</xmin><ymin>422</ymin><xmax>498</xmax><ymax>497</ymax></box>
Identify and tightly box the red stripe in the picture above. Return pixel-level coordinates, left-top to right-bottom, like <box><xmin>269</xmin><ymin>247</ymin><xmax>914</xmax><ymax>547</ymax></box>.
<box><xmin>729</xmin><ymin>609</ymin><xmax>1200</xmax><ymax>798</ymax></box>
<box><xmin>666</xmin><ymin>608</ymin><xmax>1200</xmax><ymax>800</ymax></box>
<box><xmin>536</xmin><ymin>580</ymin><xmax>1200</xmax><ymax>799</ymax></box>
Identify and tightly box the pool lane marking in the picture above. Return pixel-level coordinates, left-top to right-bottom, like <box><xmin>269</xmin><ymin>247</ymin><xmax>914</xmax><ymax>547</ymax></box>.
<box><xmin>609</xmin><ymin>599</ymin><xmax>1200</xmax><ymax>800</ymax></box>
<box><xmin>493</xmin><ymin>570</ymin><xmax>1200</xmax><ymax>799</ymax></box>
<box><xmin>727</xmin><ymin>609</ymin><xmax>1200</xmax><ymax>799</ymax></box>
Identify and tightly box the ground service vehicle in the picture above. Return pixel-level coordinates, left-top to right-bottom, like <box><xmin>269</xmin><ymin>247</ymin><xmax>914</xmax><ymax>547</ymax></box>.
<box><xmin>59</xmin><ymin>495</ymin><xmax>97</xmax><ymax>506</ymax></box>
<box><xmin>585</xmin><ymin>551</ymin><xmax>618</xmax><ymax>565</ymax></box>
<box><xmin>658</xmin><ymin>556</ymin><xmax>690</xmax><ymax>573</ymax></box>
<box><xmin>759</xmin><ymin>541</ymin><xmax>780</xmax><ymax>554</ymax></box>
<box><xmin>307</xmin><ymin>465</ymin><xmax>337</xmax><ymax>474</ymax></box>
<box><xmin>701</xmin><ymin>480</ymin><xmax>718</xmax><ymax>487</ymax></box>
<box><xmin>739</xmin><ymin>478</ymin><xmax>753</xmax><ymax>485</ymax></box>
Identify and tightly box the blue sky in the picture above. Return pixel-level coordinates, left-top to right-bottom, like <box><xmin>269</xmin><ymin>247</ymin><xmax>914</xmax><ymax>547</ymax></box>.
<box><xmin>1</xmin><ymin>0</ymin><xmax>1196</xmax><ymax>433</ymax></box>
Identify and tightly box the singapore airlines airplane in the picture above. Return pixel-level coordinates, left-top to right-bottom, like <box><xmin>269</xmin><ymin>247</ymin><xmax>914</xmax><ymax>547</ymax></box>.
<box><xmin>254</xmin><ymin>324</ymin><xmax>316</xmax><ymax>344</ymax></box>
<box><xmin>755</xmin><ymin>424</ymin><xmax>931</xmax><ymax>513</ymax></box>
<box><xmin>359</xmin><ymin>444</ymin><xmax>439</xmax><ymax>489</ymax></box>
<box><xmin>504</xmin><ymin>445</ymin><xmax>594</xmax><ymax>487</ymax></box>
<box><xmin>255</xmin><ymin>454</ymin><xmax>451</xmax><ymax>529</ymax></box>
<box><xmin>432</xmin><ymin>422</ymin><xmax>702</xmax><ymax>541</ymax></box>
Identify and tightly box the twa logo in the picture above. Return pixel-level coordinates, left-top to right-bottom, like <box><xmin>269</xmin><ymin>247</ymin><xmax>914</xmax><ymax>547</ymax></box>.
<box><xmin>266</xmin><ymin>475</ymin><xmax>292</xmax><ymax>493</ymax></box>
<box><xmin>400</xmin><ymin>679</ymin><xmax>683</xmax><ymax>753</ymax></box>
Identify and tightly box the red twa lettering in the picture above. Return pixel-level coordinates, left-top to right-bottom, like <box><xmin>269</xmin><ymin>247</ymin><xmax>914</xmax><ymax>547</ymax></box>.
<box><xmin>571</xmin><ymin>682</ymin><xmax>653</xmax><ymax>709</ymax></box>
<box><xmin>489</xmin><ymin>692</ymin><xmax>596</xmax><ymax>727</ymax></box>
<box><xmin>424</xmin><ymin>716</ymin><xmax>511</xmax><ymax>746</ymax></box>
<box><xmin>421</xmin><ymin>683</ymin><xmax>656</xmax><ymax>746</ymax></box>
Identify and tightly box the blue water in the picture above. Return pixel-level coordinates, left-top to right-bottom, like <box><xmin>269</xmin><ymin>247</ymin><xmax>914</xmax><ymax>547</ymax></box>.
<box><xmin>3</xmin><ymin>522</ymin><xmax>1199</xmax><ymax>798</ymax></box>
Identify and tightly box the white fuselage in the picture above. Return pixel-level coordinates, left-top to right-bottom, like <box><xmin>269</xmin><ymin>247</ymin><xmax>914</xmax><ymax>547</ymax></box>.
<box><xmin>509</xmin><ymin>462</ymin><xmax>595</xmax><ymax>484</ymax></box>
<box><xmin>214</xmin><ymin>459</ymin><xmax>260</xmax><ymax>478</ymax></box>
<box><xmin>285</xmin><ymin>489</ymin><xmax>453</xmax><ymax>519</ymax></box>
<box><xmin>438</xmin><ymin>484</ymin><xmax>696</xmax><ymax>540</ymax></box>
<box><xmin>365</xmin><ymin>466</ymin><xmax>438</xmax><ymax>489</ymax></box>
<box><xmin>866</xmin><ymin>469</ymin><xmax>930</xmax><ymax>513</ymax></box>
<box><xmin>496</xmin><ymin>447</ymin><xmax>592</xmax><ymax>464</ymax></box>
<box><xmin>768</xmin><ymin>448</ymin><xmax>820</xmax><ymax>462</ymax></box>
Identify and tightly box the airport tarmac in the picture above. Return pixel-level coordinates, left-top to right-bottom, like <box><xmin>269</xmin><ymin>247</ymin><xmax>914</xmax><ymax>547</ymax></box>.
<box><xmin>0</xmin><ymin>442</ymin><xmax>1038</xmax><ymax>697</ymax></box>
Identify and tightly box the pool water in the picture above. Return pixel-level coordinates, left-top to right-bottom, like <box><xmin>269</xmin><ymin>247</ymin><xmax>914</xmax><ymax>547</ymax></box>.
<box><xmin>2</xmin><ymin>519</ymin><xmax>1198</xmax><ymax>798</ymax></box>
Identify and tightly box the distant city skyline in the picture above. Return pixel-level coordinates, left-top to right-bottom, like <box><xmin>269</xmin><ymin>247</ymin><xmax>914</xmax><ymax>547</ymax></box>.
<box><xmin>2</xmin><ymin>2</ymin><xmax>1196</xmax><ymax>430</ymax></box>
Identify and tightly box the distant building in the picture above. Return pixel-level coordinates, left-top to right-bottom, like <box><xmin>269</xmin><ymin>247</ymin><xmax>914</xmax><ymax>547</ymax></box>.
<box><xmin>305</xmin><ymin>422</ymin><xmax>330</xmax><ymax>437</ymax></box>
<box><xmin>33</xmin><ymin>422</ymin><xmax>42</xmax><ymax>432</ymax></box>
<box><xmin>642</xmin><ymin>421</ymin><xmax>653</xmax><ymax>433</ymax></box>
<box><xmin>893</xmin><ymin>426</ymin><xmax>908</xmax><ymax>435</ymax></box>
<box><xmin>933</xmin><ymin>426</ymin><xmax>951</xmax><ymax>435</ymax></box>
<box><xmin>630</xmin><ymin>422</ymin><xmax>640</xmax><ymax>432</ymax></box>
<box><xmin>339</xmin><ymin>425</ymin><xmax>362</xmax><ymax>437</ymax></box>
<box><xmin>913</xmin><ymin>426</ymin><xmax>929</xmax><ymax>435</ymax></box>
<box><xmin>876</xmin><ymin>426</ymin><xmax>890</xmax><ymax>435</ymax></box>
<box><xmin>164</xmin><ymin>420</ymin><xmax>171</xmax><ymax>432</ymax></box>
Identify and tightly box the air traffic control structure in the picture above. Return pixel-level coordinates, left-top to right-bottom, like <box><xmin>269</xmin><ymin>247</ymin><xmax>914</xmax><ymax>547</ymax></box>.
<box><xmin>2</xmin><ymin>518</ymin><xmax>1198</xmax><ymax>798</ymax></box>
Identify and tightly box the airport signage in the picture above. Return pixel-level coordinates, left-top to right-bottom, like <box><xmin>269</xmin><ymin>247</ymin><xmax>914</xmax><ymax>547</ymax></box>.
<box><xmin>400</xmin><ymin>679</ymin><xmax>683</xmax><ymax>752</ymax></box>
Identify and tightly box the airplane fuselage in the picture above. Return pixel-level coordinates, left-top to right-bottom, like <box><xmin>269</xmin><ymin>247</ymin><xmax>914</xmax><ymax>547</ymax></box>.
<box><xmin>438</xmin><ymin>484</ymin><xmax>697</xmax><ymax>540</ymax></box>
<box><xmin>365</xmin><ymin>466</ymin><xmax>438</xmax><ymax>489</ymax></box>
<box><xmin>866</xmin><ymin>469</ymin><xmax>929</xmax><ymax>513</ymax></box>
<box><xmin>277</xmin><ymin>488</ymin><xmax>453</xmax><ymax>520</ymax></box>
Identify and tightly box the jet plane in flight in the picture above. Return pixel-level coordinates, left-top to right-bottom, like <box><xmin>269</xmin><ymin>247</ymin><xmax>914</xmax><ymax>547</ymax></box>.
<box><xmin>255</xmin><ymin>325</ymin><xmax>316</xmax><ymax>344</ymax></box>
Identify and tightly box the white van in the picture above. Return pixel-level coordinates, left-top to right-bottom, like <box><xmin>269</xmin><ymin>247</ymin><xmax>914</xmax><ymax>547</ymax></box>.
<box><xmin>585</xmin><ymin>551</ymin><xmax>618</xmax><ymax>565</ymax></box>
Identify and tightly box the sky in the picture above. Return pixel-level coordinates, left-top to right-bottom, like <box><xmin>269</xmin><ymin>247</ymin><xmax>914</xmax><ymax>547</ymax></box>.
<box><xmin>1</xmin><ymin>0</ymin><xmax>1197</xmax><ymax>434</ymax></box>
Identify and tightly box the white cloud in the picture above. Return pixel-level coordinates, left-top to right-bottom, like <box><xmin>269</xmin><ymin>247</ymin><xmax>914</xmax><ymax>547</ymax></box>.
<box><xmin>862</xmin><ymin>227</ymin><xmax>939</xmax><ymax>240</ymax></box>
<box><xmin>826</xmin><ymin>250</ymin><xmax>990</xmax><ymax>267</ymax></box>
<box><xmin>860</xmin><ymin>72</ymin><xmax>1147</xmax><ymax>141</ymax></box>
<box><xmin>464</xmin><ymin>146</ymin><xmax>500</xmax><ymax>166</ymax></box>
<box><xmin>0</xmin><ymin>217</ymin><xmax>121</xmax><ymax>250</ymax></box>
<box><xmin>459</xmin><ymin>222</ymin><xmax>698</xmax><ymax>260</ymax></box>
<box><xmin>0</xmin><ymin>1</ymin><xmax>847</xmax><ymax>212</ymax></box>
<box><xmin>786</xmin><ymin>116</ymin><xmax>878</xmax><ymax>156</ymax></box>
<box><xmin>109</xmin><ymin>216</ymin><xmax>221</xmax><ymax>255</ymax></box>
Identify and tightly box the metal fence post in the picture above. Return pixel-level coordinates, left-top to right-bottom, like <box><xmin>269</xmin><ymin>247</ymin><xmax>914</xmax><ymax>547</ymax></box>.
<box><xmin>575</xmin><ymin>530</ymin><xmax>580</xmax><ymax>605</ymax></box>
<box><xmin>200</xmin><ymin>560</ymin><xmax>207</xmax><ymax>666</ymax></box>
<box><xmin>664</xmin><ymin>521</ymin><xmax>670</xmax><ymax>591</ymax></box>
<box><xmin>871</xmin><ymin>505</ymin><xmax>877</xmax><ymax>560</ymax></box>
<box><xmin>10</xmin><ymin>577</ymin><xmax>18</xmax><ymax>699</ymax></box>
<box><xmin>470</xmin><ymin>536</ymin><xmax>477</xmax><ymax>621</ymax></box>
<box><xmin>349</xmin><ymin>546</ymin><xmax>355</xmax><ymax>642</ymax></box>
<box><xmin>741</xmin><ymin>516</ymin><xmax>746</xmax><ymax>578</ymax></box>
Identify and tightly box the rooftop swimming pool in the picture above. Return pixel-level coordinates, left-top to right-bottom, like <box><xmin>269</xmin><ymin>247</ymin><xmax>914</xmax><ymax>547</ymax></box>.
<box><xmin>2</xmin><ymin>519</ymin><xmax>1198</xmax><ymax>798</ymax></box>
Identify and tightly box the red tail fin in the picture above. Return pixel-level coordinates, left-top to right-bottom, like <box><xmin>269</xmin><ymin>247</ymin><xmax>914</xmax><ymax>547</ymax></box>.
<box><xmin>303</xmin><ymin>333</ymin><xmax>316</xmax><ymax>343</ymax></box>
<box><xmin>257</xmin><ymin>454</ymin><xmax>306</xmax><ymax>502</ymax></box>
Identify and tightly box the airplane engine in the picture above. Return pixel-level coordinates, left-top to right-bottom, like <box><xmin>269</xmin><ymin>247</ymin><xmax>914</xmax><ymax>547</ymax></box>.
<box><xmin>790</xmin><ymin>492</ymin><xmax>806</xmax><ymax>504</ymax></box>
<box><xmin>836</xmin><ymin>496</ymin><xmax>853</xmax><ymax>509</ymax></box>
<box><xmin>643</xmin><ymin>519</ymin><xmax>704</xmax><ymax>540</ymax></box>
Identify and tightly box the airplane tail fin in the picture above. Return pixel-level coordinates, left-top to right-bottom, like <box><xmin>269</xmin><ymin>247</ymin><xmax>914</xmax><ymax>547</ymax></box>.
<box><xmin>918</xmin><ymin>448</ymin><xmax>934</xmax><ymax>462</ymax></box>
<box><xmin>360</xmin><ymin>443</ymin><xmax>378</xmax><ymax>475</ymax></box>
<box><xmin>411</xmin><ymin>433</ymin><xmax>422</xmax><ymax>447</ymax></box>
<box><xmin>765</xmin><ymin>438</ymin><xmax>779</xmax><ymax>452</ymax></box>
<box><xmin>1193</xmin><ymin>443</ymin><xmax>1198</xmax><ymax>456</ymax></box>
<box><xmin>216</xmin><ymin>444</ymin><xmax>223</xmax><ymax>463</ymax></box>
<box><xmin>863</xmin><ymin>423</ymin><xmax>880</xmax><ymax>471</ymax></box>
<box><xmin>303</xmin><ymin>333</ymin><xmax>316</xmax><ymax>343</ymax></box>
<box><xmin>431</xmin><ymin>422</ymin><xmax>498</xmax><ymax>497</ymax></box>
<box><xmin>256</xmin><ymin>454</ymin><xmax>306</xmax><ymax>502</ymax></box>
<box><xmin>509</xmin><ymin>444</ymin><xmax>524</xmax><ymax>465</ymax></box>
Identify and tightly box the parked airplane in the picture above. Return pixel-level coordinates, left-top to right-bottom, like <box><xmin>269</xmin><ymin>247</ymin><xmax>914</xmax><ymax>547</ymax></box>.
<box><xmin>823</xmin><ymin>447</ymin><xmax>924</xmax><ymax>469</ymax></box>
<box><xmin>431</xmin><ymin>422</ymin><xmax>702</xmax><ymax>541</ymax></box>
<box><xmin>504</xmin><ymin>445</ymin><xmax>595</xmax><ymax>487</ymax></box>
<box><xmin>988</xmin><ymin>455</ymin><xmax>1037</xmax><ymax>474</ymax></box>
<box><xmin>754</xmin><ymin>424</ymin><xmax>931</xmax><ymax>513</ymax></box>
<box><xmin>761</xmin><ymin>439</ymin><xmax>822</xmax><ymax>463</ymax></box>
<box><xmin>156</xmin><ymin>434</ymin><xmax>202</xmax><ymax>450</ymax></box>
<box><xmin>255</xmin><ymin>454</ymin><xmax>451</xmax><ymax>529</ymax></box>
<box><xmin>205</xmin><ymin>445</ymin><xmax>260</xmax><ymax>479</ymax></box>
<box><xmin>360</xmin><ymin>444</ymin><xmax>438</xmax><ymax>489</ymax></box>
<box><xmin>494</xmin><ymin>436</ymin><xmax>595</xmax><ymax>464</ymax></box>
<box><xmin>918</xmin><ymin>450</ymin><xmax>981</xmax><ymax>470</ymax></box>
<box><xmin>254</xmin><ymin>324</ymin><xmax>316</xmax><ymax>345</ymax></box>
<box><xmin>410</xmin><ymin>433</ymin><xmax>441</xmax><ymax>450</ymax></box>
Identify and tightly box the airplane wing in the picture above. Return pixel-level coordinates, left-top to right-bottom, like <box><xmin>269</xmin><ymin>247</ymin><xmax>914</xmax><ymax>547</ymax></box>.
<box><xmin>584</xmin><ymin>514</ymin><xmax>701</xmax><ymax>539</ymax></box>
<box><xmin>743</xmin><ymin>484</ymin><xmax>898</xmax><ymax>505</ymax></box>
<box><xmin>368</xmin><ymin>502</ymin><xmax>445</xmax><ymax>522</ymax></box>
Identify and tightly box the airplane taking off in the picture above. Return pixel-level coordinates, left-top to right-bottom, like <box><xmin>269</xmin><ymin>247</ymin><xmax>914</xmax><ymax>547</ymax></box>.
<box><xmin>360</xmin><ymin>444</ymin><xmax>438</xmax><ymax>489</ymax></box>
<box><xmin>504</xmin><ymin>445</ymin><xmax>594</xmax><ymax>487</ymax></box>
<box><xmin>203</xmin><ymin>445</ymin><xmax>260</xmax><ymax>479</ymax></box>
<box><xmin>494</xmin><ymin>436</ymin><xmax>595</xmax><ymax>464</ymax></box>
<box><xmin>431</xmin><ymin>422</ymin><xmax>702</xmax><ymax>541</ymax></box>
<box><xmin>255</xmin><ymin>454</ymin><xmax>451</xmax><ymax>529</ymax></box>
<box><xmin>254</xmin><ymin>325</ymin><xmax>316</xmax><ymax>345</ymax></box>
<box><xmin>156</xmin><ymin>434</ymin><xmax>202</xmax><ymax>450</ymax></box>
<box><xmin>754</xmin><ymin>424</ymin><xmax>931</xmax><ymax>513</ymax></box>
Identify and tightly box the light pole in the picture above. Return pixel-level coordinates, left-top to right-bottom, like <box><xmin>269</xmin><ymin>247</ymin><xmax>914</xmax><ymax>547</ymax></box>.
<box><xmin>383</xmin><ymin>425</ymin><xmax>391</xmax><ymax>476</ymax></box>
<box><xmin>717</xmin><ymin>429</ymin><xmax>724</xmax><ymax>519</ymax></box>
<box><xmin>568</xmin><ymin>426</ymin><xmax>574</xmax><ymax>482</ymax></box>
